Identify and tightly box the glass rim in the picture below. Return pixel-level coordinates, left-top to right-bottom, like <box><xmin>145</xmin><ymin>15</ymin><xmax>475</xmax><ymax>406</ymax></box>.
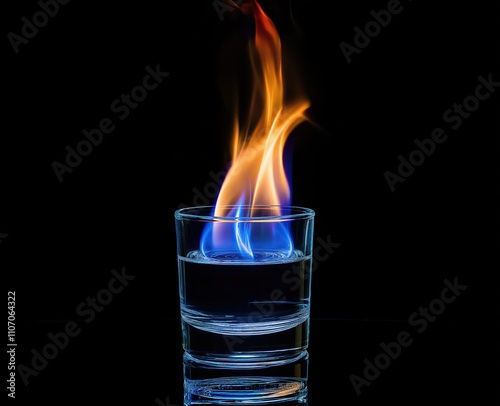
<box><xmin>175</xmin><ymin>205</ymin><xmax>315</xmax><ymax>222</ymax></box>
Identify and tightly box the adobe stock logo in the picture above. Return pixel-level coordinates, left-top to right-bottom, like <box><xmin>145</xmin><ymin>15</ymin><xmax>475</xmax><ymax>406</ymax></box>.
<box><xmin>212</xmin><ymin>0</ymin><xmax>244</xmax><ymax>22</ymax></box>
<box><xmin>384</xmin><ymin>73</ymin><xmax>500</xmax><ymax>192</ymax></box>
<box><xmin>52</xmin><ymin>64</ymin><xmax>169</xmax><ymax>182</ymax></box>
<box><xmin>17</xmin><ymin>267</ymin><xmax>135</xmax><ymax>386</ymax></box>
<box><xmin>339</xmin><ymin>0</ymin><xmax>410</xmax><ymax>64</ymax></box>
<box><xmin>7</xmin><ymin>0</ymin><xmax>71</xmax><ymax>54</ymax></box>
<box><xmin>178</xmin><ymin>109</ymin><xmax>296</xmax><ymax>208</ymax></box>
<box><xmin>349</xmin><ymin>277</ymin><xmax>467</xmax><ymax>395</ymax></box>
<box><xmin>154</xmin><ymin>396</ymin><xmax>179</xmax><ymax>406</ymax></box>
<box><xmin>223</xmin><ymin>235</ymin><xmax>341</xmax><ymax>353</ymax></box>
<box><xmin>178</xmin><ymin>170</ymin><xmax>226</xmax><ymax>209</ymax></box>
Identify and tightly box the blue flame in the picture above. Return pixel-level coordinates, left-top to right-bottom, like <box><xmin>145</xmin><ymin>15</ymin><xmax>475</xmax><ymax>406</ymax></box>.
<box><xmin>200</xmin><ymin>205</ymin><xmax>294</xmax><ymax>261</ymax></box>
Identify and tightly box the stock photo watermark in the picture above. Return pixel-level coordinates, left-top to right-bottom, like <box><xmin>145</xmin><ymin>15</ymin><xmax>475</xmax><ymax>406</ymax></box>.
<box><xmin>51</xmin><ymin>64</ymin><xmax>169</xmax><ymax>182</ymax></box>
<box><xmin>7</xmin><ymin>0</ymin><xmax>71</xmax><ymax>54</ymax></box>
<box><xmin>178</xmin><ymin>170</ymin><xmax>225</xmax><ymax>209</ymax></box>
<box><xmin>7</xmin><ymin>292</ymin><xmax>16</xmax><ymax>398</ymax></box>
<box><xmin>223</xmin><ymin>234</ymin><xmax>341</xmax><ymax>352</ymax></box>
<box><xmin>349</xmin><ymin>276</ymin><xmax>467</xmax><ymax>396</ymax></box>
<box><xmin>16</xmin><ymin>267</ymin><xmax>135</xmax><ymax>386</ymax></box>
<box><xmin>339</xmin><ymin>0</ymin><xmax>412</xmax><ymax>64</ymax></box>
<box><xmin>178</xmin><ymin>108</ymin><xmax>297</xmax><ymax>208</ymax></box>
<box><xmin>154</xmin><ymin>395</ymin><xmax>179</xmax><ymax>406</ymax></box>
<box><xmin>212</xmin><ymin>0</ymin><xmax>244</xmax><ymax>22</ymax></box>
<box><xmin>384</xmin><ymin>73</ymin><xmax>499</xmax><ymax>192</ymax></box>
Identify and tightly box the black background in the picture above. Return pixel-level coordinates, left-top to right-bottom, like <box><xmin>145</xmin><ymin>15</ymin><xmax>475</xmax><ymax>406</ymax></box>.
<box><xmin>3</xmin><ymin>0</ymin><xmax>499</xmax><ymax>404</ymax></box>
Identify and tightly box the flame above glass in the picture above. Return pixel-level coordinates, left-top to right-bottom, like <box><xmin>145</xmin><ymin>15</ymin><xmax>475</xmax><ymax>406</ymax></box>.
<box><xmin>201</xmin><ymin>0</ymin><xmax>310</xmax><ymax>260</ymax></box>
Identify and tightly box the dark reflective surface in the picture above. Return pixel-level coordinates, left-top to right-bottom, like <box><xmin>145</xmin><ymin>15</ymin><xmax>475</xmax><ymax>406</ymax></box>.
<box><xmin>14</xmin><ymin>316</ymin><xmax>498</xmax><ymax>405</ymax></box>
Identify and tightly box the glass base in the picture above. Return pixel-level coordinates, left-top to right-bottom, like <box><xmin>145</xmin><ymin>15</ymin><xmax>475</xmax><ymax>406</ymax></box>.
<box><xmin>183</xmin><ymin>350</ymin><xmax>309</xmax><ymax>405</ymax></box>
<box><xmin>181</xmin><ymin>318</ymin><xmax>309</xmax><ymax>360</ymax></box>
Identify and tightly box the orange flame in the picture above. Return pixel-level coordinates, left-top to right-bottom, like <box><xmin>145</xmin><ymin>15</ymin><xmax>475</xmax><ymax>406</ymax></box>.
<box><xmin>214</xmin><ymin>0</ymin><xmax>310</xmax><ymax>217</ymax></box>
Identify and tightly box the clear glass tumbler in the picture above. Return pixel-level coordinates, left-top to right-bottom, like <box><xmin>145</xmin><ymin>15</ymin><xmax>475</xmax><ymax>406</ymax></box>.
<box><xmin>175</xmin><ymin>205</ymin><xmax>315</xmax><ymax>404</ymax></box>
